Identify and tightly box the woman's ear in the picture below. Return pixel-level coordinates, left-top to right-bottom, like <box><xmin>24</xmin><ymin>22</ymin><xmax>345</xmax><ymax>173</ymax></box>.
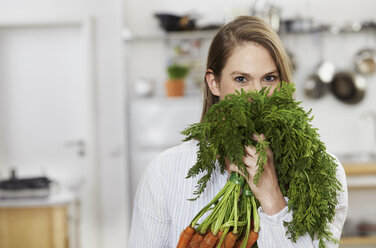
<box><xmin>206</xmin><ymin>69</ymin><xmax>220</xmax><ymax>96</ymax></box>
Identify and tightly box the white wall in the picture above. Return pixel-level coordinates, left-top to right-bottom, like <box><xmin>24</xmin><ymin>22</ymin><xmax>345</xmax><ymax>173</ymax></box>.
<box><xmin>0</xmin><ymin>1</ymin><xmax>129</xmax><ymax>248</ymax></box>
<box><xmin>92</xmin><ymin>1</ymin><xmax>130</xmax><ymax>247</ymax></box>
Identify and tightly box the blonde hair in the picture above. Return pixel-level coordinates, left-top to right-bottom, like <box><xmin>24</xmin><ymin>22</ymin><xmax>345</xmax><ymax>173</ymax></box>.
<box><xmin>201</xmin><ymin>16</ymin><xmax>293</xmax><ymax>121</ymax></box>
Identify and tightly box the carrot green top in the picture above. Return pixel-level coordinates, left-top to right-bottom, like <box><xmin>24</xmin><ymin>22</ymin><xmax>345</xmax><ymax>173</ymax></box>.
<box><xmin>182</xmin><ymin>82</ymin><xmax>341</xmax><ymax>248</ymax></box>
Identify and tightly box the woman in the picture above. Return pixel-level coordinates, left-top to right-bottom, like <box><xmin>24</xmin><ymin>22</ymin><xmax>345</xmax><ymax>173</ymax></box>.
<box><xmin>128</xmin><ymin>16</ymin><xmax>348</xmax><ymax>247</ymax></box>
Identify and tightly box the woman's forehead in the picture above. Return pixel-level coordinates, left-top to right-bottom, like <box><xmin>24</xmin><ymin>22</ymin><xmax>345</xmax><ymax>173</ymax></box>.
<box><xmin>223</xmin><ymin>43</ymin><xmax>277</xmax><ymax>74</ymax></box>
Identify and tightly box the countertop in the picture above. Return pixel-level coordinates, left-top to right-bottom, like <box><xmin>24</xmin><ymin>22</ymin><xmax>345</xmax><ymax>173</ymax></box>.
<box><xmin>0</xmin><ymin>189</ymin><xmax>76</xmax><ymax>208</ymax></box>
<box><xmin>342</xmin><ymin>162</ymin><xmax>376</xmax><ymax>189</ymax></box>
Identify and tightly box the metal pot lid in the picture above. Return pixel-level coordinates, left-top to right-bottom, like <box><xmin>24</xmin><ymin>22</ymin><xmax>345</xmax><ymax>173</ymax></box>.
<box><xmin>354</xmin><ymin>48</ymin><xmax>376</xmax><ymax>75</ymax></box>
<box><xmin>330</xmin><ymin>71</ymin><xmax>366</xmax><ymax>104</ymax></box>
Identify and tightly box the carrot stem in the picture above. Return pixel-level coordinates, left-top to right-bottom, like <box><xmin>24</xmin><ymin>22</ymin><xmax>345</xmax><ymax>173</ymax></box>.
<box><xmin>211</xmin><ymin>193</ymin><xmax>231</xmax><ymax>236</ymax></box>
<box><xmin>216</xmin><ymin>207</ymin><xmax>234</xmax><ymax>248</ymax></box>
<box><xmin>240</xmin><ymin>198</ymin><xmax>251</xmax><ymax>248</ymax></box>
<box><xmin>191</xmin><ymin>181</ymin><xmax>232</xmax><ymax>227</ymax></box>
<box><xmin>233</xmin><ymin>184</ymin><xmax>241</xmax><ymax>234</ymax></box>
<box><xmin>198</xmin><ymin>182</ymin><xmax>236</xmax><ymax>234</ymax></box>
<box><xmin>219</xmin><ymin>220</ymin><xmax>247</xmax><ymax>229</ymax></box>
<box><xmin>250</xmin><ymin>195</ymin><xmax>259</xmax><ymax>233</ymax></box>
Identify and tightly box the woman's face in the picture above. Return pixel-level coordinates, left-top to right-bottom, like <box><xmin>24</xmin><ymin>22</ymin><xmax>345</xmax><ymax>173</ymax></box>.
<box><xmin>207</xmin><ymin>42</ymin><xmax>280</xmax><ymax>100</ymax></box>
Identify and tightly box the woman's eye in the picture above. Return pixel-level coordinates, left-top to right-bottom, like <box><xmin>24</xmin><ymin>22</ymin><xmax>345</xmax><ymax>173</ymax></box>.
<box><xmin>235</xmin><ymin>76</ymin><xmax>247</xmax><ymax>83</ymax></box>
<box><xmin>264</xmin><ymin>75</ymin><xmax>277</xmax><ymax>83</ymax></box>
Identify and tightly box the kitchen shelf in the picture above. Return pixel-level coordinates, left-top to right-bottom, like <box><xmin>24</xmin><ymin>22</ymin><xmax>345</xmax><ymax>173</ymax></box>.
<box><xmin>122</xmin><ymin>29</ymin><xmax>218</xmax><ymax>42</ymax></box>
<box><xmin>131</xmin><ymin>94</ymin><xmax>202</xmax><ymax>104</ymax></box>
<box><xmin>340</xmin><ymin>236</ymin><xmax>376</xmax><ymax>246</ymax></box>
<box><xmin>122</xmin><ymin>26</ymin><xmax>376</xmax><ymax>42</ymax></box>
<box><xmin>280</xmin><ymin>27</ymin><xmax>376</xmax><ymax>37</ymax></box>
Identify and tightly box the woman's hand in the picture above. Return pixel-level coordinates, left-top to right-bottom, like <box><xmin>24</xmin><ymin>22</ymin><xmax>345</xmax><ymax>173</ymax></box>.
<box><xmin>226</xmin><ymin>134</ymin><xmax>286</xmax><ymax>215</ymax></box>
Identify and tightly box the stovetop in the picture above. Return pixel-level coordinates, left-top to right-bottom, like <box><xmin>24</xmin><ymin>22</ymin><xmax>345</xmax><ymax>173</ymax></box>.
<box><xmin>0</xmin><ymin>176</ymin><xmax>51</xmax><ymax>190</ymax></box>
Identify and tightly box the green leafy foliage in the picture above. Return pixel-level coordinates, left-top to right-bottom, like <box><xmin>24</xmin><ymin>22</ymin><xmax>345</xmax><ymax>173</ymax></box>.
<box><xmin>167</xmin><ymin>63</ymin><xmax>190</xmax><ymax>79</ymax></box>
<box><xmin>181</xmin><ymin>82</ymin><xmax>341</xmax><ymax>246</ymax></box>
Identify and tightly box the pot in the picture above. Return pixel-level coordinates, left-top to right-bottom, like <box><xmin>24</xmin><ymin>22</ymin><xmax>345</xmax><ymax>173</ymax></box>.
<box><xmin>304</xmin><ymin>75</ymin><xmax>328</xmax><ymax>99</ymax></box>
<box><xmin>330</xmin><ymin>71</ymin><xmax>366</xmax><ymax>104</ymax></box>
<box><xmin>354</xmin><ymin>48</ymin><xmax>376</xmax><ymax>75</ymax></box>
<box><xmin>154</xmin><ymin>13</ymin><xmax>196</xmax><ymax>32</ymax></box>
<box><xmin>165</xmin><ymin>79</ymin><xmax>185</xmax><ymax>97</ymax></box>
<box><xmin>304</xmin><ymin>61</ymin><xmax>334</xmax><ymax>99</ymax></box>
<box><xmin>282</xmin><ymin>18</ymin><xmax>313</xmax><ymax>33</ymax></box>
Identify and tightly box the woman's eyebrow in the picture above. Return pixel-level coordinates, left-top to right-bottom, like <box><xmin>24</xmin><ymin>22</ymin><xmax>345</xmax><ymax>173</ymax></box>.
<box><xmin>230</xmin><ymin>70</ymin><xmax>279</xmax><ymax>77</ymax></box>
<box><xmin>230</xmin><ymin>71</ymin><xmax>251</xmax><ymax>77</ymax></box>
<box><xmin>262</xmin><ymin>70</ymin><xmax>279</xmax><ymax>76</ymax></box>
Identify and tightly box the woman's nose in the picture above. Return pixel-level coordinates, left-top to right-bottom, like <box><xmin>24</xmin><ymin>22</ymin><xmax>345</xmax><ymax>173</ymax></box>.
<box><xmin>253</xmin><ymin>81</ymin><xmax>263</xmax><ymax>91</ymax></box>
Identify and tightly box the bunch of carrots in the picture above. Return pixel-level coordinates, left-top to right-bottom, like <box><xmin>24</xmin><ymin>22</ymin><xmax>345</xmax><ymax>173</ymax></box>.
<box><xmin>177</xmin><ymin>173</ymin><xmax>259</xmax><ymax>248</ymax></box>
<box><xmin>177</xmin><ymin>83</ymin><xmax>341</xmax><ymax>248</ymax></box>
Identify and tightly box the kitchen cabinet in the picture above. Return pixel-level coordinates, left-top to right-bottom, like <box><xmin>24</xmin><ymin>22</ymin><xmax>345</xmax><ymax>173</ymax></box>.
<box><xmin>128</xmin><ymin>96</ymin><xmax>203</xmax><ymax>199</ymax></box>
<box><xmin>341</xmin><ymin>236</ymin><xmax>376</xmax><ymax>247</ymax></box>
<box><xmin>0</xmin><ymin>206</ymin><xmax>67</xmax><ymax>248</ymax></box>
<box><xmin>344</xmin><ymin>163</ymin><xmax>376</xmax><ymax>176</ymax></box>
<box><xmin>340</xmin><ymin>162</ymin><xmax>376</xmax><ymax>247</ymax></box>
<box><xmin>0</xmin><ymin>190</ymin><xmax>77</xmax><ymax>248</ymax></box>
<box><xmin>344</xmin><ymin>163</ymin><xmax>376</xmax><ymax>190</ymax></box>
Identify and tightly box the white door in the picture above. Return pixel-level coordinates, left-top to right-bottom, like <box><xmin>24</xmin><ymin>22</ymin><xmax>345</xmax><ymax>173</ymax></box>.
<box><xmin>0</xmin><ymin>20</ymin><xmax>98</xmax><ymax>248</ymax></box>
<box><xmin>0</xmin><ymin>23</ymin><xmax>87</xmax><ymax>187</ymax></box>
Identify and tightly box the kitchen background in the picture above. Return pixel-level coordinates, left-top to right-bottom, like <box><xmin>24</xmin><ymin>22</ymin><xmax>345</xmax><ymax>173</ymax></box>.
<box><xmin>0</xmin><ymin>0</ymin><xmax>376</xmax><ymax>248</ymax></box>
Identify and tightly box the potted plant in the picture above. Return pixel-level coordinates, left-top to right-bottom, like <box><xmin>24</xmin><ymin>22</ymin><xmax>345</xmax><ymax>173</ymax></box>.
<box><xmin>165</xmin><ymin>63</ymin><xmax>190</xmax><ymax>97</ymax></box>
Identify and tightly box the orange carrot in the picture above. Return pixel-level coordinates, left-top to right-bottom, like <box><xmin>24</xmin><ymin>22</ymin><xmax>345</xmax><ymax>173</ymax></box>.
<box><xmin>222</xmin><ymin>232</ymin><xmax>237</xmax><ymax>248</ymax></box>
<box><xmin>234</xmin><ymin>238</ymin><xmax>243</xmax><ymax>248</ymax></box>
<box><xmin>199</xmin><ymin>231</ymin><xmax>218</xmax><ymax>248</ymax></box>
<box><xmin>177</xmin><ymin>226</ymin><xmax>195</xmax><ymax>248</ymax></box>
<box><xmin>233</xmin><ymin>230</ymin><xmax>258</xmax><ymax>248</ymax></box>
<box><xmin>215</xmin><ymin>231</ymin><xmax>223</xmax><ymax>246</ymax></box>
<box><xmin>245</xmin><ymin>231</ymin><xmax>258</xmax><ymax>248</ymax></box>
<box><xmin>188</xmin><ymin>232</ymin><xmax>204</xmax><ymax>248</ymax></box>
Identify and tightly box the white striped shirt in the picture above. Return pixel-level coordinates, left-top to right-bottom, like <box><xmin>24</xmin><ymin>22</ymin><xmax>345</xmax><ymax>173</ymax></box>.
<box><xmin>128</xmin><ymin>140</ymin><xmax>348</xmax><ymax>247</ymax></box>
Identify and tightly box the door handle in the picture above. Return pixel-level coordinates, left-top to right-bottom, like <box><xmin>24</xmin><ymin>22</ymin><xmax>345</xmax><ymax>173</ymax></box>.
<box><xmin>65</xmin><ymin>140</ymin><xmax>86</xmax><ymax>157</ymax></box>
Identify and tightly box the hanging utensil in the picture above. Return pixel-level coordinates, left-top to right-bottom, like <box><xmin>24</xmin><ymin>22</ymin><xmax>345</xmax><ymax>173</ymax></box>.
<box><xmin>354</xmin><ymin>48</ymin><xmax>376</xmax><ymax>75</ymax></box>
<box><xmin>304</xmin><ymin>32</ymin><xmax>334</xmax><ymax>99</ymax></box>
<box><xmin>303</xmin><ymin>32</ymin><xmax>334</xmax><ymax>100</ymax></box>
<box><xmin>304</xmin><ymin>74</ymin><xmax>326</xmax><ymax>99</ymax></box>
<box><xmin>330</xmin><ymin>71</ymin><xmax>366</xmax><ymax>104</ymax></box>
<box><xmin>304</xmin><ymin>61</ymin><xmax>334</xmax><ymax>99</ymax></box>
